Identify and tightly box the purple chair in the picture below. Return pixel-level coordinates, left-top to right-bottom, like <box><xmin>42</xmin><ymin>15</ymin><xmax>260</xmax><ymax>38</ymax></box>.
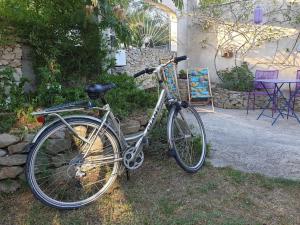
<box><xmin>247</xmin><ymin>69</ymin><xmax>279</xmax><ymax>114</ymax></box>
<box><xmin>292</xmin><ymin>70</ymin><xmax>300</xmax><ymax>111</ymax></box>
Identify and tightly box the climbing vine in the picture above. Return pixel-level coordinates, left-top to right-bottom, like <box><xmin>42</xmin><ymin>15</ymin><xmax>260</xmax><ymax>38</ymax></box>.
<box><xmin>191</xmin><ymin>0</ymin><xmax>300</xmax><ymax>77</ymax></box>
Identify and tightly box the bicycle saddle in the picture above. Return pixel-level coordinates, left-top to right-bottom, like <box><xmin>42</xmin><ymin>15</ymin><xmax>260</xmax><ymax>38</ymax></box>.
<box><xmin>85</xmin><ymin>83</ymin><xmax>116</xmax><ymax>99</ymax></box>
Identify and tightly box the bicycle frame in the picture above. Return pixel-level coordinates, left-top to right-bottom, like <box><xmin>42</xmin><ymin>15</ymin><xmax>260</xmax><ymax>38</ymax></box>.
<box><xmin>31</xmin><ymin>60</ymin><xmax>180</xmax><ymax>161</ymax></box>
<box><xmin>110</xmin><ymin>61</ymin><xmax>180</xmax><ymax>158</ymax></box>
<box><xmin>98</xmin><ymin>71</ymin><xmax>177</xmax><ymax>159</ymax></box>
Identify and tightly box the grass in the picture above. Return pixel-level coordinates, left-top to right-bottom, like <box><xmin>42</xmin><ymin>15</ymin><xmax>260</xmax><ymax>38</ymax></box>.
<box><xmin>0</xmin><ymin>150</ymin><xmax>299</xmax><ymax>225</ymax></box>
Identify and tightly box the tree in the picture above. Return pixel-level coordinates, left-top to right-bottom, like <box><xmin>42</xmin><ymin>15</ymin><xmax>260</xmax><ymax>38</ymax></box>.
<box><xmin>0</xmin><ymin>0</ymin><xmax>131</xmax><ymax>83</ymax></box>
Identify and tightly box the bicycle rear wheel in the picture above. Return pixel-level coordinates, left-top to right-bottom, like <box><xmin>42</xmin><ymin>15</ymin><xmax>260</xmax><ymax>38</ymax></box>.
<box><xmin>167</xmin><ymin>105</ymin><xmax>206</xmax><ymax>173</ymax></box>
<box><xmin>26</xmin><ymin>117</ymin><xmax>121</xmax><ymax>209</ymax></box>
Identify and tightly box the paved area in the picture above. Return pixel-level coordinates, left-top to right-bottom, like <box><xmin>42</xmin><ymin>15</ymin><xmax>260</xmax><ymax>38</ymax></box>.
<box><xmin>200</xmin><ymin>108</ymin><xmax>300</xmax><ymax>180</ymax></box>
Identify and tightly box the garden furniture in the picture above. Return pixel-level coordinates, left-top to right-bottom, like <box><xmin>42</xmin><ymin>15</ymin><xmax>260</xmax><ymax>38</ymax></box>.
<box><xmin>291</xmin><ymin>70</ymin><xmax>300</xmax><ymax>112</ymax></box>
<box><xmin>187</xmin><ymin>67</ymin><xmax>214</xmax><ymax>112</ymax></box>
<box><xmin>256</xmin><ymin>79</ymin><xmax>300</xmax><ymax>125</ymax></box>
<box><xmin>247</xmin><ymin>69</ymin><xmax>279</xmax><ymax>114</ymax></box>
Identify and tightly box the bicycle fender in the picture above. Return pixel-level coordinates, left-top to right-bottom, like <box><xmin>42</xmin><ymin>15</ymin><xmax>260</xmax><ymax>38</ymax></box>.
<box><xmin>31</xmin><ymin>115</ymin><xmax>117</xmax><ymax>144</ymax></box>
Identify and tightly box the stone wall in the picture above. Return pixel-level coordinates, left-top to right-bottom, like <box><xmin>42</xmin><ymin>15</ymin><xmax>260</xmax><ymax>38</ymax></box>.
<box><xmin>212</xmin><ymin>87</ymin><xmax>259</xmax><ymax>110</ymax></box>
<box><xmin>177</xmin><ymin>83</ymin><xmax>300</xmax><ymax>111</ymax></box>
<box><xmin>124</xmin><ymin>48</ymin><xmax>174</xmax><ymax>75</ymax></box>
<box><xmin>115</xmin><ymin>47</ymin><xmax>174</xmax><ymax>89</ymax></box>
<box><xmin>0</xmin><ymin>44</ymin><xmax>22</xmax><ymax>81</ymax></box>
<box><xmin>212</xmin><ymin>86</ymin><xmax>300</xmax><ymax>111</ymax></box>
<box><xmin>0</xmin><ymin>112</ymin><xmax>150</xmax><ymax>194</ymax></box>
<box><xmin>178</xmin><ymin>78</ymin><xmax>189</xmax><ymax>101</ymax></box>
<box><xmin>0</xmin><ymin>133</ymin><xmax>31</xmax><ymax>193</ymax></box>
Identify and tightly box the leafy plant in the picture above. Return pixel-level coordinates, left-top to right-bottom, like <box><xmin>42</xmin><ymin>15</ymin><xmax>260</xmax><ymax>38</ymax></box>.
<box><xmin>34</xmin><ymin>66</ymin><xmax>86</xmax><ymax>107</ymax></box>
<box><xmin>97</xmin><ymin>74</ymin><xmax>157</xmax><ymax>119</ymax></box>
<box><xmin>218</xmin><ymin>62</ymin><xmax>254</xmax><ymax>92</ymax></box>
<box><xmin>0</xmin><ymin>114</ymin><xmax>17</xmax><ymax>133</ymax></box>
<box><xmin>0</xmin><ymin>67</ymin><xmax>27</xmax><ymax>112</ymax></box>
<box><xmin>0</xmin><ymin>0</ymin><xmax>130</xmax><ymax>82</ymax></box>
<box><xmin>178</xmin><ymin>69</ymin><xmax>187</xmax><ymax>79</ymax></box>
<box><xmin>127</xmin><ymin>3</ymin><xmax>170</xmax><ymax>48</ymax></box>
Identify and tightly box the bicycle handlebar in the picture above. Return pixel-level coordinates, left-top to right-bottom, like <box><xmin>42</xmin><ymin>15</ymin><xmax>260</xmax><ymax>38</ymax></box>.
<box><xmin>174</xmin><ymin>55</ymin><xmax>187</xmax><ymax>64</ymax></box>
<box><xmin>133</xmin><ymin>55</ymin><xmax>188</xmax><ymax>78</ymax></box>
<box><xmin>133</xmin><ymin>68</ymin><xmax>155</xmax><ymax>78</ymax></box>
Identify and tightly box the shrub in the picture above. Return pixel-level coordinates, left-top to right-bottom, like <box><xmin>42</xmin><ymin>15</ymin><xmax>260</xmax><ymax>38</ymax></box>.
<box><xmin>0</xmin><ymin>0</ymin><xmax>130</xmax><ymax>82</ymax></box>
<box><xmin>33</xmin><ymin>66</ymin><xmax>86</xmax><ymax>107</ymax></box>
<box><xmin>97</xmin><ymin>74</ymin><xmax>157</xmax><ymax>119</ymax></box>
<box><xmin>178</xmin><ymin>69</ymin><xmax>187</xmax><ymax>79</ymax></box>
<box><xmin>0</xmin><ymin>114</ymin><xmax>17</xmax><ymax>133</ymax></box>
<box><xmin>218</xmin><ymin>62</ymin><xmax>254</xmax><ymax>92</ymax></box>
<box><xmin>0</xmin><ymin>67</ymin><xmax>27</xmax><ymax>112</ymax></box>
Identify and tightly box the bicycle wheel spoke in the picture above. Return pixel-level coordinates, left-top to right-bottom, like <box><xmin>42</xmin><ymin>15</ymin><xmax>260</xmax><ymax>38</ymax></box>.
<box><xmin>28</xmin><ymin>119</ymin><xmax>120</xmax><ymax>208</ymax></box>
<box><xmin>170</xmin><ymin>106</ymin><xmax>206</xmax><ymax>172</ymax></box>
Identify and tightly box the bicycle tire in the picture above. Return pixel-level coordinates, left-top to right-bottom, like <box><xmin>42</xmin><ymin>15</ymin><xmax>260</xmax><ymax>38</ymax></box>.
<box><xmin>167</xmin><ymin>104</ymin><xmax>206</xmax><ymax>173</ymax></box>
<box><xmin>26</xmin><ymin>117</ymin><xmax>121</xmax><ymax>209</ymax></box>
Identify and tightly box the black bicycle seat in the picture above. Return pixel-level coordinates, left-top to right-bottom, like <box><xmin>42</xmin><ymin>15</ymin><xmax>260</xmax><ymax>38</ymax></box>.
<box><xmin>85</xmin><ymin>83</ymin><xmax>116</xmax><ymax>99</ymax></box>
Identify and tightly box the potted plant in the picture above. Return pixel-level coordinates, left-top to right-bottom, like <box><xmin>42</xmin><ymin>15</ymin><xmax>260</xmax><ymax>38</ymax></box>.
<box><xmin>178</xmin><ymin>69</ymin><xmax>187</xmax><ymax>79</ymax></box>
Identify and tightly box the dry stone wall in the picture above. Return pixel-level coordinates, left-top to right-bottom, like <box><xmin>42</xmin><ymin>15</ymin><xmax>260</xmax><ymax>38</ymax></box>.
<box><xmin>0</xmin><ymin>44</ymin><xmax>22</xmax><ymax>81</ymax></box>
<box><xmin>115</xmin><ymin>48</ymin><xmax>174</xmax><ymax>89</ymax></box>
<box><xmin>0</xmin><ymin>133</ymin><xmax>30</xmax><ymax>193</ymax></box>
<box><xmin>212</xmin><ymin>86</ymin><xmax>300</xmax><ymax>111</ymax></box>
<box><xmin>0</xmin><ymin>112</ymin><xmax>150</xmax><ymax>194</ymax></box>
<box><xmin>177</xmin><ymin>83</ymin><xmax>300</xmax><ymax>111</ymax></box>
<box><xmin>178</xmin><ymin>78</ymin><xmax>189</xmax><ymax>101</ymax></box>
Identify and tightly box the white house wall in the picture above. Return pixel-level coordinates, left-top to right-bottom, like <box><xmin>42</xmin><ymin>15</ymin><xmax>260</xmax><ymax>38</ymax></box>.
<box><xmin>172</xmin><ymin>0</ymin><xmax>300</xmax><ymax>88</ymax></box>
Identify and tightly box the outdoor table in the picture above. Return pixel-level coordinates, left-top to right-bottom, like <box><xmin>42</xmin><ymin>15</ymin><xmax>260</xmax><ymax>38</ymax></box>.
<box><xmin>255</xmin><ymin>79</ymin><xmax>300</xmax><ymax>125</ymax></box>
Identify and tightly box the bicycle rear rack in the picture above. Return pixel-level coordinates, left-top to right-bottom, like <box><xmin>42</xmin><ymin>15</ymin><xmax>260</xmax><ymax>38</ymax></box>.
<box><xmin>32</xmin><ymin>100</ymin><xmax>94</xmax><ymax>116</ymax></box>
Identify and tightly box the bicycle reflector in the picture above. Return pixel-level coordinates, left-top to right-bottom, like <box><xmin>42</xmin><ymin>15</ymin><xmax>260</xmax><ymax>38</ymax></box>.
<box><xmin>36</xmin><ymin>116</ymin><xmax>45</xmax><ymax>124</ymax></box>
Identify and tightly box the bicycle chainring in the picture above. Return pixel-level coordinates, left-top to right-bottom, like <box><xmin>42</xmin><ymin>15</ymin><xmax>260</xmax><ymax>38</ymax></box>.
<box><xmin>123</xmin><ymin>147</ymin><xmax>144</xmax><ymax>170</ymax></box>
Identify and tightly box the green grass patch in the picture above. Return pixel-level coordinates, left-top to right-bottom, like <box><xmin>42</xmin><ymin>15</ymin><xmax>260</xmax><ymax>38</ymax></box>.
<box><xmin>222</xmin><ymin>168</ymin><xmax>248</xmax><ymax>184</ymax></box>
<box><xmin>158</xmin><ymin>198</ymin><xmax>180</xmax><ymax>215</ymax></box>
<box><xmin>1</xmin><ymin>154</ymin><xmax>299</xmax><ymax>225</ymax></box>
<box><xmin>198</xmin><ymin>181</ymin><xmax>218</xmax><ymax>193</ymax></box>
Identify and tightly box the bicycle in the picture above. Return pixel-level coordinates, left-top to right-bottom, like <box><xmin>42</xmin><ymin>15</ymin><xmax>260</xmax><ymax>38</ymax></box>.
<box><xmin>25</xmin><ymin>55</ymin><xmax>207</xmax><ymax>209</ymax></box>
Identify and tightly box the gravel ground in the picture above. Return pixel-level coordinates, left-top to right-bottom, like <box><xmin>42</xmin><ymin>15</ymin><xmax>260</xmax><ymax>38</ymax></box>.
<box><xmin>200</xmin><ymin>108</ymin><xmax>300</xmax><ymax>180</ymax></box>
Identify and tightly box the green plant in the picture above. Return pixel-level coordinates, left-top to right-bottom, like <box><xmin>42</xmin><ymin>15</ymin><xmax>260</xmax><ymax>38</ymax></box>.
<box><xmin>97</xmin><ymin>74</ymin><xmax>157</xmax><ymax>119</ymax></box>
<box><xmin>33</xmin><ymin>66</ymin><xmax>64</xmax><ymax>106</ymax></box>
<box><xmin>16</xmin><ymin>106</ymin><xmax>36</xmax><ymax>124</ymax></box>
<box><xmin>178</xmin><ymin>69</ymin><xmax>187</xmax><ymax>79</ymax></box>
<box><xmin>127</xmin><ymin>3</ymin><xmax>170</xmax><ymax>48</ymax></box>
<box><xmin>0</xmin><ymin>0</ymin><xmax>131</xmax><ymax>82</ymax></box>
<box><xmin>0</xmin><ymin>114</ymin><xmax>17</xmax><ymax>133</ymax></box>
<box><xmin>33</xmin><ymin>66</ymin><xmax>86</xmax><ymax>107</ymax></box>
<box><xmin>218</xmin><ymin>62</ymin><xmax>254</xmax><ymax>92</ymax></box>
<box><xmin>0</xmin><ymin>67</ymin><xmax>27</xmax><ymax>112</ymax></box>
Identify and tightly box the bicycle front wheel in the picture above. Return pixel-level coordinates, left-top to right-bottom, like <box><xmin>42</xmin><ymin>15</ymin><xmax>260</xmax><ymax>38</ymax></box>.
<box><xmin>167</xmin><ymin>105</ymin><xmax>206</xmax><ymax>173</ymax></box>
<box><xmin>26</xmin><ymin>117</ymin><xmax>121</xmax><ymax>209</ymax></box>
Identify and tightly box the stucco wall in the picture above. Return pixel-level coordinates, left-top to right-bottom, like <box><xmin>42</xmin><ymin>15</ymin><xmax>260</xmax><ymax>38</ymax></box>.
<box><xmin>175</xmin><ymin>0</ymin><xmax>300</xmax><ymax>90</ymax></box>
